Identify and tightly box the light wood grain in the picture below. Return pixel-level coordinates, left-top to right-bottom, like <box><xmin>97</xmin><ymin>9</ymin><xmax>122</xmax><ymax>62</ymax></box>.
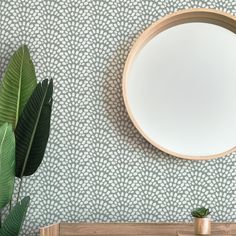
<box><xmin>40</xmin><ymin>223</ymin><xmax>236</xmax><ymax>236</ymax></box>
<box><xmin>40</xmin><ymin>222</ymin><xmax>60</xmax><ymax>236</ymax></box>
<box><xmin>122</xmin><ymin>8</ymin><xmax>236</xmax><ymax>160</ymax></box>
<box><xmin>177</xmin><ymin>232</ymin><xmax>229</xmax><ymax>236</ymax></box>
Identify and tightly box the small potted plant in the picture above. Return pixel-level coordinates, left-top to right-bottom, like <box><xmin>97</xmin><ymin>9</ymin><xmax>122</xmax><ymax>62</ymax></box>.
<box><xmin>191</xmin><ymin>207</ymin><xmax>211</xmax><ymax>235</ymax></box>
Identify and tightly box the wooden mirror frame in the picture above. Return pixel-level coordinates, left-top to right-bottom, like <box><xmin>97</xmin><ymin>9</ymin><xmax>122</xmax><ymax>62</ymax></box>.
<box><xmin>123</xmin><ymin>8</ymin><xmax>236</xmax><ymax>160</ymax></box>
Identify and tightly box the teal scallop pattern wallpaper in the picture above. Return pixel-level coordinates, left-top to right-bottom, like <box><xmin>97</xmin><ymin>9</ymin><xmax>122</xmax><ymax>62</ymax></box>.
<box><xmin>0</xmin><ymin>0</ymin><xmax>236</xmax><ymax>235</ymax></box>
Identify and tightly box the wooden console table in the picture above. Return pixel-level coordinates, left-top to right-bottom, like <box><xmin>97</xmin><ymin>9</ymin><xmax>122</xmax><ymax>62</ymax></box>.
<box><xmin>40</xmin><ymin>222</ymin><xmax>236</xmax><ymax>236</ymax></box>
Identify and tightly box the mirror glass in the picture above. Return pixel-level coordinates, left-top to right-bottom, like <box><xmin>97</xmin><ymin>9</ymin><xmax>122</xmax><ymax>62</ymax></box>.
<box><xmin>124</xmin><ymin>20</ymin><xmax>236</xmax><ymax>159</ymax></box>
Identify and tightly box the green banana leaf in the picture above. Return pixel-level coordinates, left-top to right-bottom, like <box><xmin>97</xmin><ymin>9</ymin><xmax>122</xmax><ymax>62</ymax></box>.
<box><xmin>15</xmin><ymin>79</ymin><xmax>53</xmax><ymax>177</ymax></box>
<box><xmin>0</xmin><ymin>123</ymin><xmax>15</xmax><ymax>209</ymax></box>
<box><xmin>0</xmin><ymin>196</ymin><xmax>30</xmax><ymax>236</ymax></box>
<box><xmin>0</xmin><ymin>45</ymin><xmax>37</xmax><ymax>129</ymax></box>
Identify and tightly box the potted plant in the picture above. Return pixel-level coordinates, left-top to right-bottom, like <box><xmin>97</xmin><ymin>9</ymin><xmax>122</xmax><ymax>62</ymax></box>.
<box><xmin>0</xmin><ymin>45</ymin><xmax>53</xmax><ymax>235</ymax></box>
<box><xmin>191</xmin><ymin>207</ymin><xmax>211</xmax><ymax>235</ymax></box>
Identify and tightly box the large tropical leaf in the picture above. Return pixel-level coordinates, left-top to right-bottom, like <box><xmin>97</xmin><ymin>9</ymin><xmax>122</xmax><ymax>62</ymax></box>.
<box><xmin>15</xmin><ymin>79</ymin><xmax>53</xmax><ymax>178</ymax></box>
<box><xmin>0</xmin><ymin>196</ymin><xmax>30</xmax><ymax>236</ymax></box>
<box><xmin>0</xmin><ymin>123</ymin><xmax>15</xmax><ymax>209</ymax></box>
<box><xmin>0</xmin><ymin>45</ymin><xmax>37</xmax><ymax>129</ymax></box>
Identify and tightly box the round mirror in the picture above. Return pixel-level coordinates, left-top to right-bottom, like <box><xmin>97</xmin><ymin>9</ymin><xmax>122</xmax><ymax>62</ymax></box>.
<box><xmin>123</xmin><ymin>9</ymin><xmax>236</xmax><ymax>160</ymax></box>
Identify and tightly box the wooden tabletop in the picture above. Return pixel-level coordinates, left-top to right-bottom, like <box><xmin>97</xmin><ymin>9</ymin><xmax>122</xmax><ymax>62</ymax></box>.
<box><xmin>177</xmin><ymin>231</ymin><xmax>235</xmax><ymax>236</ymax></box>
<box><xmin>40</xmin><ymin>222</ymin><xmax>236</xmax><ymax>236</ymax></box>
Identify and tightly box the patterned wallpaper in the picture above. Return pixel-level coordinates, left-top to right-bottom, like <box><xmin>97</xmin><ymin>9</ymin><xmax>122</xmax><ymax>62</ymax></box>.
<box><xmin>0</xmin><ymin>0</ymin><xmax>236</xmax><ymax>235</ymax></box>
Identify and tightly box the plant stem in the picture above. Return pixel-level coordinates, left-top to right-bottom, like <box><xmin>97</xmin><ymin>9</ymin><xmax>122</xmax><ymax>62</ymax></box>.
<box><xmin>16</xmin><ymin>178</ymin><xmax>23</xmax><ymax>202</ymax></box>
<box><xmin>9</xmin><ymin>178</ymin><xmax>16</xmax><ymax>211</ymax></box>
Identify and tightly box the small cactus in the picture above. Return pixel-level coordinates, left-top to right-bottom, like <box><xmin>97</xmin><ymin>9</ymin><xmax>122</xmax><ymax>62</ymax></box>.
<box><xmin>191</xmin><ymin>207</ymin><xmax>210</xmax><ymax>218</ymax></box>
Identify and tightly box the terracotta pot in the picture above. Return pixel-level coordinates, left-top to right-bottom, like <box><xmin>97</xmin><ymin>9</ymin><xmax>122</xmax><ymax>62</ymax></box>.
<box><xmin>194</xmin><ymin>217</ymin><xmax>211</xmax><ymax>235</ymax></box>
